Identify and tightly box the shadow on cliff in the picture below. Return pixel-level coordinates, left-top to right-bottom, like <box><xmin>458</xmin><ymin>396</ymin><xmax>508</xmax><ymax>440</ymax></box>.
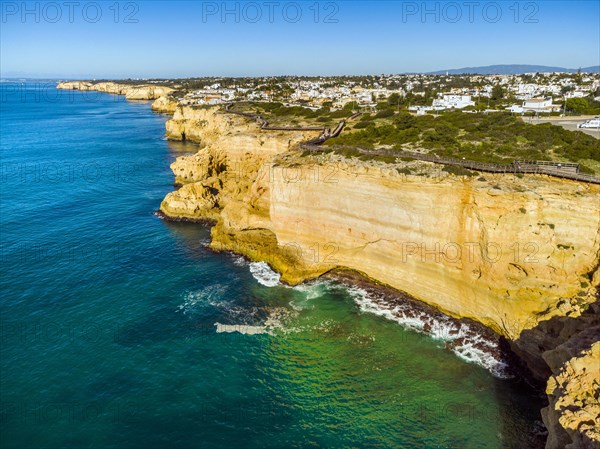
<box><xmin>487</xmin><ymin>374</ymin><xmax>547</xmax><ymax>449</ymax></box>
<box><xmin>499</xmin><ymin>293</ymin><xmax>600</xmax><ymax>449</ymax></box>
<box><xmin>502</xmin><ymin>294</ymin><xmax>599</xmax><ymax>385</ymax></box>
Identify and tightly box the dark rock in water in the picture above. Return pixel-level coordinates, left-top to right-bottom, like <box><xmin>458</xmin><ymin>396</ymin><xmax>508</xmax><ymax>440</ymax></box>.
<box><xmin>472</xmin><ymin>341</ymin><xmax>488</xmax><ymax>352</ymax></box>
<box><xmin>453</xmin><ymin>337</ymin><xmax>467</xmax><ymax>347</ymax></box>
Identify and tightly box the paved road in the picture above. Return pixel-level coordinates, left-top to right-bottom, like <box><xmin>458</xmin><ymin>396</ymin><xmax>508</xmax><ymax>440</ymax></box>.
<box><xmin>524</xmin><ymin>116</ymin><xmax>600</xmax><ymax>139</ymax></box>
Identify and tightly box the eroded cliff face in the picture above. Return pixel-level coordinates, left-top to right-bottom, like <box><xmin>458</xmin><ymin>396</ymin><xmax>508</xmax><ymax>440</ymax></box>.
<box><xmin>268</xmin><ymin>158</ymin><xmax>599</xmax><ymax>338</ymax></box>
<box><xmin>159</xmin><ymin>105</ymin><xmax>599</xmax><ymax>448</ymax></box>
<box><xmin>57</xmin><ymin>81</ymin><xmax>173</xmax><ymax>100</ymax></box>
<box><xmin>160</xmin><ymin>106</ymin><xmax>322</xmax><ymax>222</ymax></box>
<box><xmin>161</xmin><ymin>106</ymin><xmax>600</xmax><ymax>339</ymax></box>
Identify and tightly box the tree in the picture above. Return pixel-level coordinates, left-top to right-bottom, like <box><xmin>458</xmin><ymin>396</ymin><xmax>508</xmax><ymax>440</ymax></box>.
<box><xmin>343</xmin><ymin>101</ymin><xmax>359</xmax><ymax>111</ymax></box>
<box><xmin>565</xmin><ymin>98</ymin><xmax>590</xmax><ymax>114</ymax></box>
<box><xmin>387</xmin><ymin>93</ymin><xmax>401</xmax><ymax>108</ymax></box>
<box><xmin>491</xmin><ymin>85</ymin><xmax>504</xmax><ymax>101</ymax></box>
<box><xmin>375</xmin><ymin>109</ymin><xmax>394</xmax><ymax>118</ymax></box>
<box><xmin>561</xmin><ymin>85</ymin><xmax>575</xmax><ymax>95</ymax></box>
<box><xmin>394</xmin><ymin>112</ymin><xmax>415</xmax><ymax>130</ymax></box>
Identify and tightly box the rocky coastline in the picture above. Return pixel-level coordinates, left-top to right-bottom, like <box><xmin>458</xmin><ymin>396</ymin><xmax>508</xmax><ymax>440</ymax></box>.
<box><xmin>57</xmin><ymin>81</ymin><xmax>600</xmax><ymax>449</ymax></box>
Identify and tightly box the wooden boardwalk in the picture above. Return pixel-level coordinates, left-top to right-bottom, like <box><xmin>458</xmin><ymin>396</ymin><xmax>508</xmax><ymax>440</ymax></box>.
<box><xmin>300</xmin><ymin>143</ymin><xmax>600</xmax><ymax>185</ymax></box>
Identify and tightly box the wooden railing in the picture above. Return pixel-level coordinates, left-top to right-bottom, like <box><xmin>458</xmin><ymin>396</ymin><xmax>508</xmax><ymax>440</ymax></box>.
<box><xmin>299</xmin><ymin>143</ymin><xmax>600</xmax><ymax>185</ymax></box>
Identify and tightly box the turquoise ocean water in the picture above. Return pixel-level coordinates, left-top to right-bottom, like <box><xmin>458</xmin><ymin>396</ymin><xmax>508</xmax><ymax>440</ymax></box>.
<box><xmin>0</xmin><ymin>83</ymin><xmax>543</xmax><ymax>449</ymax></box>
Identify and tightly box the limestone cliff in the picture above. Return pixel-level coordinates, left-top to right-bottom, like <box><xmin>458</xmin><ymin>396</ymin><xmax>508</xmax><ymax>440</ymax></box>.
<box><xmin>161</xmin><ymin>105</ymin><xmax>600</xmax><ymax>339</ymax></box>
<box><xmin>57</xmin><ymin>81</ymin><xmax>173</xmax><ymax>100</ymax></box>
<box><xmin>151</xmin><ymin>95</ymin><xmax>179</xmax><ymax>114</ymax></box>
<box><xmin>160</xmin><ymin>106</ymin><xmax>322</xmax><ymax>221</ymax></box>
<box><xmin>159</xmin><ymin>105</ymin><xmax>599</xmax><ymax>448</ymax></box>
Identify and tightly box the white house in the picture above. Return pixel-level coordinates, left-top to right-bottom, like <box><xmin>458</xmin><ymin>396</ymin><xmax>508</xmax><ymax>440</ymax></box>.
<box><xmin>408</xmin><ymin>105</ymin><xmax>433</xmax><ymax>113</ymax></box>
<box><xmin>522</xmin><ymin>97</ymin><xmax>559</xmax><ymax>113</ymax></box>
<box><xmin>508</xmin><ymin>105</ymin><xmax>524</xmax><ymax>114</ymax></box>
<box><xmin>432</xmin><ymin>94</ymin><xmax>475</xmax><ymax>110</ymax></box>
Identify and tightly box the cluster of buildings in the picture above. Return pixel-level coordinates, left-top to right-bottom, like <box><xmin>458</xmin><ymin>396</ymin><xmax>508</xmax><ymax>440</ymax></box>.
<box><xmin>179</xmin><ymin>83</ymin><xmax>237</xmax><ymax>106</ymax></box>
<box><xmin>173</xmin><ymin>71</ymin><xmax>599</xmax><ymax>115</ymax></box>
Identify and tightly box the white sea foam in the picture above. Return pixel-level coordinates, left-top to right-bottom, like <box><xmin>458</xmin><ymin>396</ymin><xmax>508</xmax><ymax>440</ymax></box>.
<box><xmin>453</xmin><ymin>337</ymin><xmax>511</xmax><ymax>378</ymax></box>
<box><xmin>346</xmin><ymin>283</ymin><xmax>512</xmax><ymax>378</ymax></box>
<box><xmin>178</xmin><ymin>284</ymin><xmax>228</xmax><ymax>315</ymax></box>
<box><xmin>293</xmin><ymin>279</ymin><xmax>333</xmax><ymax>299</ymax></box>
<box><xmin>288</xmin><ymin>279</ymin><xmax>335</xmax><ymax>311</ymax></box>
<box><xmin>231</xmin><ymin>255</ymin><xmax>248</xmax><ymax>266</ymax></box>
<box><xmin>249</xmin><ymin>262</ymin><xmax>281</xmax><ymax>287</ymax></box>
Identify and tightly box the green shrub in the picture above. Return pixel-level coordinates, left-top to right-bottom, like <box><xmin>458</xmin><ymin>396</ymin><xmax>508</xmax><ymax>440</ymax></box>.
<box><xmin>442</xmin><ymin>164</ymin><xmax>476</xmax><ymax>177</ymax></box>
<box><xmin>375</xmin><ymin>109</ymin><xmax>394</xmax><ymax>119</ymax></box>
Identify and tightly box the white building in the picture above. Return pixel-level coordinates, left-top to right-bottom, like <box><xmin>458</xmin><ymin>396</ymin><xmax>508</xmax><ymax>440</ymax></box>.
<box><xmin>507</xmin><ymin>105</ymin><xmax>524</xmax><ymax>114</ymax></box>
<box><xmin>522</xmin><ymin>97</ymin><xmax>559</xmax><ymax>113</ymax></box>
<box><xmin>516</xmin><ymin>83</ymin><xmax>539</xmax><ymax>99</ymax></box>
<box><xmin>408</xmin><ymin>105</ymin><xmax>433</xmax><ymax>113</ymax></box>
<box><xmin>432</xmin><ymin>94</ymin><xmax>475</xmax><ymax>110</ymax></box>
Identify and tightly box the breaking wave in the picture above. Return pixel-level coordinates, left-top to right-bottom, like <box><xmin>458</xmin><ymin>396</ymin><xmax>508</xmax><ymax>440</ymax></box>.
<box><xmin>224</xmin><ymin>253</ymin><xmax>510</xmax><ymax>377</ymax></box>
<box><xmin>344</xmin><ymin>283</ymin><xmax>511</xmax><ymax>378</ymax></box>
<box><xmin>249</xmin><ymin>262</ymin><xmax>281</xmax><ymax>287</ymax></box>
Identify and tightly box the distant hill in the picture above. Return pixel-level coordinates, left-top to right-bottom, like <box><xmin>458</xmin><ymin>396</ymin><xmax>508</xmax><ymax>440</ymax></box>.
<box><xmin>428</xmin><ymin>65</ymin><xmax>600</xmax><ymax>75</ymax></box>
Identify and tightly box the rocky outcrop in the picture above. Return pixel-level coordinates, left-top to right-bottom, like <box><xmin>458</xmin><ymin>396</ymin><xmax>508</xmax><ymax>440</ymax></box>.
<box><xmin>151</xmin><ymin>95</ymin><xmax>179</xmax><ymax>114</ymax></box>
<box><xmin>543</xmin><ymin>334</ymin><xmax>600</xmax><ymax>449</ymax></box>
<box><xmin>504</xmin><ymin>291</ymin><xmax>599</xmax><ymax>449</ymax></box>
<box><xmin>160</xmin><ymin>106</ymin><xmax>322</xmax><ymax>221</ymax></box>
<box><xmin>57</xmin><ymin>81</ymin><xmax>173</xmax><ymax>100</ymax></box>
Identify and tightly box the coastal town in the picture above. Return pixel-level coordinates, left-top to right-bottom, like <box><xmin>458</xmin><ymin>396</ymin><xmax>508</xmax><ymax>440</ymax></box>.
<box><xmin>128</xmin><ymin>71</ymin><xmax>600</xmax><ymax>118</ymax></box>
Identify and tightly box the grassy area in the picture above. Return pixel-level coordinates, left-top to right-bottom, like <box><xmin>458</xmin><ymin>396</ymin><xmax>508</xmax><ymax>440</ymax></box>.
<box><xmin>323</xmin><ymin>111</ymin><xmax>600</xmax><ymax>174</ymax></box>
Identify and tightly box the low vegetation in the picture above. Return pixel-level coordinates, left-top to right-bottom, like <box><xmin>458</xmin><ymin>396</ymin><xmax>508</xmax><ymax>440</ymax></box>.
<box><xmin>322</xmin><ymin>111</ymin><xmax>600</xmax><ymax>174</ymax></box>
<box><xmin>228</xmin><ymin>101</ymin><xmax>352</xmax><ymax>127</ymax></box>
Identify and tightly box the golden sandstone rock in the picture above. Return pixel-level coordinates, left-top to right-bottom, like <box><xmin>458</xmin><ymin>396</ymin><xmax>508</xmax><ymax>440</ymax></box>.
<box><xmin>159</xmin><ymin>104</ymin><xmax>600</xmax><ymax>448</ymax></box>
<box><xmin>160</xmin><ymin>106</ymin><xmax>600</xmax><ymax>339</ymax></box>
<box><xmin>543</xmin><ymin>336</ymin><xmax>600</xmax><ymax>449</ymax></box>
<box><xmin>151</xmin><ymin>95</ymin><xmax>179</xmax><ymax>114</ymax></box>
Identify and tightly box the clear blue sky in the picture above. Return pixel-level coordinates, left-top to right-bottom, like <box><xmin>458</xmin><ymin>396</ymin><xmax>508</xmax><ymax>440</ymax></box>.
<box><xmin>1</xmin><ymin>1</ymin><xmax>599</xmax><ymax>78</ymax></box>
